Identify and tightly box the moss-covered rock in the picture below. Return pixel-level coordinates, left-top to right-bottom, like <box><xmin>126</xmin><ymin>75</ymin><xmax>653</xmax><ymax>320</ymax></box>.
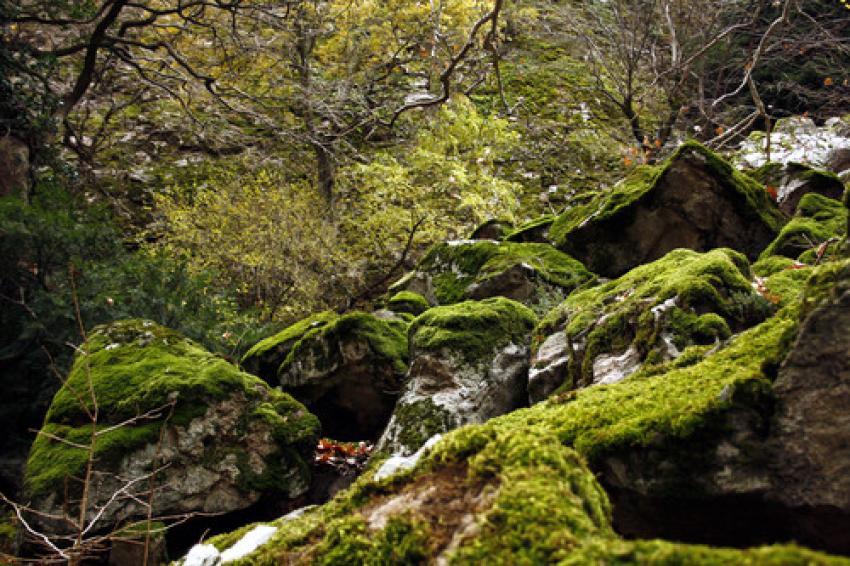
<box><xmin>376</xmin><ymin>298</ymin><xmax>537</xmax><ymax>456</ymax></box>
<box><xmin>468</xmin><ymin>218</ymin><xmax>514</xmax><ymax>240</ymax></box>
<box><xmin>550</xmin><ymin>141</ymin><xmax>785</xmax><ymax>277</ymax></box>
<box><xmin>389</xmin><ymin>239</ymin><xmax>593</xmax><ymax>316</ymax></box>
<box><xmin>24</xmin><ymin>319</ymin><xmax>319</xmax><ymax>538</ymax></box>
<box><xmin>529</xmin><ymin>248</ymin><xmax>773</xmax><ymax>402</ymax></box>
<box><xmin>197</xmin><ymin>288</ymin><xmax>850</xmax><ymax>561</ymax></box>
<box><xmin>759</xmin><ymin>193</ymin><xmax>847</xmax><ymax>261</ymax></box>
<box><xmin>385</xmin><ymin>291</ymin><xmax>430</xmax><ymax>316</ymax></box>
<box><xmin>243</xmin><ymin>311</ymin><xmax>409</xmax><ymax>441</ymax></box>
<box><xmin>749</xmin><ymin>161</ymin><xmax>846</xmax><ymax>215</ymax></box>
<box><xmin>503</xmin><ymin>214</ymin><xmax>555</xmax><ymax>243</ymax></box>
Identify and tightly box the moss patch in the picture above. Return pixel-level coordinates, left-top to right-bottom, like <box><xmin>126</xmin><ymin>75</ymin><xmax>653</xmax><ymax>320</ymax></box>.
<box><xmin>386</xmin><ymin>291</ymin><xmax>431</xmax><ymax>316</ymax></box>
<box><xmin>241</xmin><ymin>311</ymin><xmax>337</xmax><ymax>375</ymax></box>
<box><xmin>410</xmin><ymin>298</ymin><xmax>537</xmax><ymax>363</ymax></box>
<box><xmin>535</xmin><ymin>248</ymin><xmax>773</xmax><ymax>388</ymax></box>
<box><xmin>760</xmin><ymin>193</ymin><xmax>847</xmax><ymax>260</ymax></box>
<box><xmin>503</xmin><ymin>215</ymin><xmax>555</xmax><ymax>243</ymax></box>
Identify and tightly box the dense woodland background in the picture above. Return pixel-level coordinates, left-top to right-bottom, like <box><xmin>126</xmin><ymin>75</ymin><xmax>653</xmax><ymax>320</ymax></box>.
<box><xmin>1</xmin><ymin>0</ymin><xmax>849</xmax><ymax>510</ymax></box>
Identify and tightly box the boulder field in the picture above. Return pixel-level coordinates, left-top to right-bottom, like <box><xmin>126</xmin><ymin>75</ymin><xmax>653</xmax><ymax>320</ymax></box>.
<box><xmin>18</xmin><ymin>142</ymin><xmax>850</xmax><ymax>564</ymax></box>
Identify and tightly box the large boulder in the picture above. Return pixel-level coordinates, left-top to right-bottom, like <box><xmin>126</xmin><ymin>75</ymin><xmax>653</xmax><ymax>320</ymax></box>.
<box><xmin>389</xmin><ymin>240</ymin><xmax>593</xmax><ymax>316</ymax></box>
<box><xmin>241</xmin><ymin>311</ymin><xmax>409</xmax><ymax>441</ymax></box>
<box><xmin>24</xmin><ymin>320</ymin><xmax>320</xmax><ymax>539</ymax></box>
<box><xmin>765</xmin><ymin>261</ymin><xmax>850</xmax><ymax>548</ymax></box>
<box><xmin>550</xmin><ymin>142</ymin><xmax>785</xmax><ymax>277</ymax></box>
<box><xmin>759</xmin><ymin>193</ymin><xmax>847</xmax><ymax>262</ymax></box>
<box><xmin>590</xmin><ymin>260</ymin><xmax>850</xmax><ymax>555</ymax></box>
<box><xmin>749</xmin><ymin>161</ymin><xmax>845</xmax><ymax>216</ymax></box>
<box><xmin>528</xmin><ymin>248</ymin><xmax>773</xmax><ymax>403</ymax></box>
<box><xmin>376</xmin><ymin>298</ymin><xmax>537</xmax><ymax>456</ymax></box>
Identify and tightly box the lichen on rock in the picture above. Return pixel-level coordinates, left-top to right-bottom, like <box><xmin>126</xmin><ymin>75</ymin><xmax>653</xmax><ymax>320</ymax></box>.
<box><xmin>549</xmin><ymin>141</ymin><xmax>786</xmax><ymax>277</ymax></box>
<box><xmin>24</xmin><ymin>319</ymin><xmax>320</xmax><ymax>537</ymax></box>
<box><xmin>528</xmin><ymin>248</ymin><xmax>773</xmax><ymax>402</ymax></box>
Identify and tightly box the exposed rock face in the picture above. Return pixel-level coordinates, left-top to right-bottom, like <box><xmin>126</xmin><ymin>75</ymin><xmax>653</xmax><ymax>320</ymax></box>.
<box><xmin>389</xmin><ymin>240</ymin><xmax>593</xmax><ymax>316</ymax></box>
<box><xmin>24</xmin><ymin>320</ymin><xmax>320</xmax><ymax>539</ymax></box>
<box><xmin>759</xmin><ymin>193</ymin><xmax>847</xmax><ymax>261</ymax></box>
<box><xmin>377</xmin><ymin>298</ymin><xmax>536</xmax><ymax>455</ymax></box>
<box><xmin>242</xmin><ymin>311</ymin><xmax>409</xmax><ymax>441</ymax></box>
<box><xmin>750</xmin><ymin>161</ymin><xmax>846</xmax><ymax>216</ymax></box>
<box><xmin>550</xmin><ymin>142</ymin><xmax>785</xmax><ymax>277</ymax></box>
<box><xmin>735</xmin><ymin>115</ymin><xmax>850</xmax><ymax>174</ymax></box>
<box><xmin>767</xmin><ymin>262</ymin><xmax>850</xmax><ymax>544</ymax></box>
<box><xmin>469</xmin><ymin>219</ymin><xmax>513</xmax><ymax>240</ymax></box>
<box><xmin>528</xmin><ymin>248</ymin><xmax>772</xmax><ymax>403</ymax></box>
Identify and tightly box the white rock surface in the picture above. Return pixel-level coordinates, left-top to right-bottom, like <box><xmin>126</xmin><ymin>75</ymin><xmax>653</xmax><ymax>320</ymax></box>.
<box><xmin>374</xmin><ymin>434</ymin><xmax>443</xmax><ymax>481</ymax></box>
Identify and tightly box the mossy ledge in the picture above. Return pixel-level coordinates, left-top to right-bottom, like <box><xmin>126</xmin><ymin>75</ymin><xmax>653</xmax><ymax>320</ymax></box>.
<box><xmin>760</xmin><ymin>193</ymin><xmax>847</xmax><ymax>261</ymax></box>
<box><xmin>276</xmin><ymin>311</ymin><xmax>410</xmax><ymax>378</ymax></box>
<box><xmin>392</xmin><ymin>239</ymin><xmax>593</xmax><ymax>307</ymax></box>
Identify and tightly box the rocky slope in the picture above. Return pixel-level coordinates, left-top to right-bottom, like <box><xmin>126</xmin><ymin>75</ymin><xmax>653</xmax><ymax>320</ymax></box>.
<box><xmin>13</xmin><ymin>141</ymin><xmax>850</xmax><ymax>564</ymax></box>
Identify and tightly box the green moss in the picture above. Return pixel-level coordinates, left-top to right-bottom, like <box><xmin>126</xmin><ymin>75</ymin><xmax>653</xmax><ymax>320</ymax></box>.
<box><xmin>503</xmin><ymin>215</ymin><xmax>555</xmax><ymax>242</ymax></box>
<box><xmin>277</xmin><ymin>311</ymin><xmax>409</xmax><ymax>377</ymax></box>
<box><xmin>387</xmin><ymin>291</ymin><xmax>431</xmax><ymax>316</ymax></box>
<box><xmin>241</xmin><ymin>311</ymin><xmax>336</xmax><ymax>367</ymax></box>
<box><xmin>760</xmin><ymin>193</ymin><xmax>847</xmax><ymax>260</ymax></box>
<box><xmin>566</xmin><ymin>538</ymin><xmax>849</xmax><ymax>565</ymax></box>
<box><xmin>391</xmin><ymin>398</ymin><xmax>455</xmax><ymax>453</ymax></box>
<box><xmin>536</xmin><ymin>248</ymin><xmax>771</xmax><ymax>387</ymax></box>
<box><xmin>411</xmin><ymin>240</ymin><xmax>592</xmax><ymax>305</ymax></box>
<box><xmin>312</xmin><ymin>515</ymin><xmax>429</xmax><ymax>565</ymax></box>
<box><xmin>206</xmin><ymin>269</ymin><xmax>850</xmax><ymax>564</ymax></box>
<box><xmin>25</xmin><ymin>319</ymin><xmax>319</xmax><ymax>499</ymax></box>
<box><xmin>477</xmin><ymin>243</ymin><xmax>593</xmax><ymax>290</ymax></box>
<box><xmin>550</xmin><ymin>141</ymin><xmax>785</xmax><ymax>249</ymax></box>
<box><xmin>410</xmin><ymin>298</ymin><xmax>537</xmax><ymax>363</ymax></box>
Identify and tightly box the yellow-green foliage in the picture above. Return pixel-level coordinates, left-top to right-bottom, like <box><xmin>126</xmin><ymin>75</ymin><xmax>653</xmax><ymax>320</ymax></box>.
<box><xmin>336</xmin><ymin>97</ymin><xmax>523</xmax><ymax>264</ymax></box>
<box><xmin>152</xmin><ymin>166</ymin><xmax>343</xmax><ymax>321</ymax></box>
<box><xmin>536</xmin><ymin>248</ymin><xmax>772</xmax><ymax>386</ymax></box>
<box><xmin>760</xmin><ymin>193</ymin><xmax>848</xmax><ymax>261</ymax></box>
<box><xmin>25</xmin><ymin>320</ymin><xmax>319</xmax><ymax>499</ymax></box>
